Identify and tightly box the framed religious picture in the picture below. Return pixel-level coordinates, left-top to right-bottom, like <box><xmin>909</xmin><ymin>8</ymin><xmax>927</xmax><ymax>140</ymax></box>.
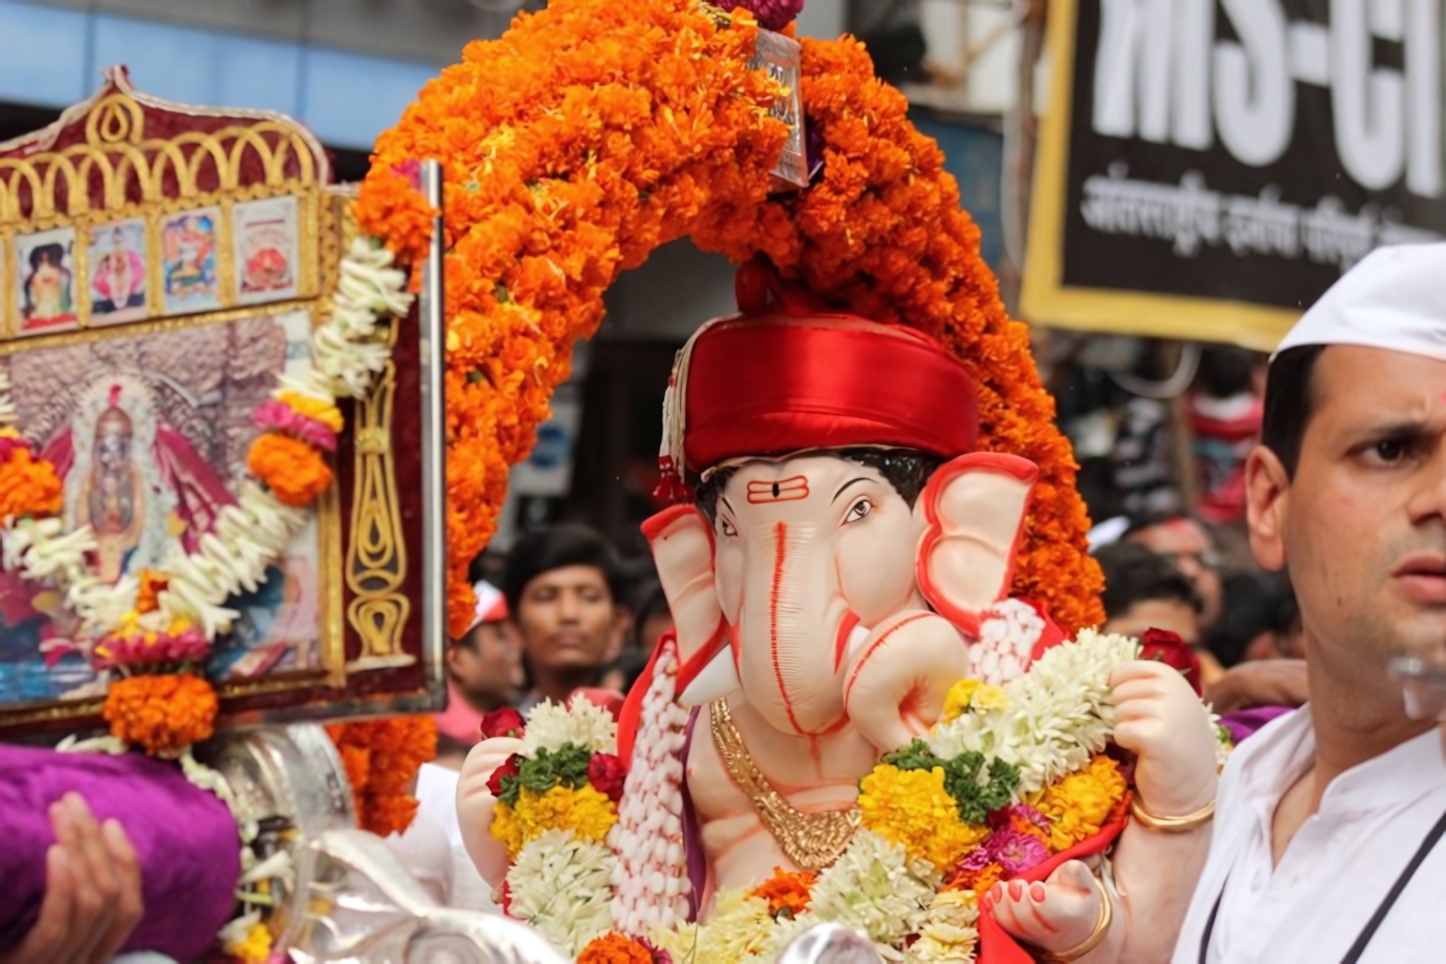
<box><xmin>0</xmin><ymin>68</ymin><xmax>445</xmax><ymax>738</ymax></box>
<box><xmin>160</xmin><ymin>206</ymin><xmax>223</xmax><ymax>315</ymax></box>
<box><xmin>234</xmin><ymin>195</ymin><xmax>300</xmax><ymax>305</ymax></box>
<box><xmin>14</xmin><ymin>227</ymin><xmax>81</xmax><ymax>336</ymax></box>
<box><xmin>87</xmin><ymin>218</ymin><xmax>150</xmax><ymax>326</ymax></box>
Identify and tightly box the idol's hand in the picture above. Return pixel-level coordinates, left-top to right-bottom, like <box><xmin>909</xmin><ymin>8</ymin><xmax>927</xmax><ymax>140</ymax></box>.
<box><xmin>986</xmin><ymin>860</ymin><xmax>1103</xmax><ymax>955</ymax></box>
<box><xmin>456</xmin><ymin>736</ymin><xmax>525</xmax><ymax>888</ymax></box>
<box><xmin>0</xmin><ymin>793</ymin><xmax>143</xmax><ymax>964</ymax></box>
<box><xmin>1111</xmin><ymin>660</ymin><xmax>1219</xmax><ymax>817</ymax></box>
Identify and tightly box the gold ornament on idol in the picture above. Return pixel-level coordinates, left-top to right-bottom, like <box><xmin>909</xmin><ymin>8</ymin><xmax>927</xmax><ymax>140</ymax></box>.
<box><xmin>708</xmin><ymin>699</ymin><xmax>861</xmax><ymax>871</ymax></box>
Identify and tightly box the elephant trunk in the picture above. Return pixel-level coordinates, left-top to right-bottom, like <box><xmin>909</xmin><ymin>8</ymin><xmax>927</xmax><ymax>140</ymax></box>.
<box><xmin>736</xmin><ymin>520</ymin><xmax>848</xmax><ymax>735</ymax></box>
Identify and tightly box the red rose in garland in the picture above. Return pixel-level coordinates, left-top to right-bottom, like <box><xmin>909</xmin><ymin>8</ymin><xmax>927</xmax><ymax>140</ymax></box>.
<box><xmin>587</xmin><ymin>753</ymin><xmax>627</xmax><ymax>803</ymax></box>
<box><xmin>1139</xmin><ymin>628</ymin><xmax>1203</xmax><ymax>696</ymax></box>
<box><xmin>480</xmin><ymin>707</ymin><xmax>526</xmax><ymax>740</ymax></box>
<box><xmin>486</xmin><ymin>754</ymin><xmax>522</xmax><ymax>797</ymax></box>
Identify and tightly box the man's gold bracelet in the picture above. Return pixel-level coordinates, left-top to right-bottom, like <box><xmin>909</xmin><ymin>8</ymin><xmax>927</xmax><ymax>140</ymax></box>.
<box><xmin>1129</xmin><ymin>795</ymin><xmax>1216</xmax><ymax>833</ymax></box>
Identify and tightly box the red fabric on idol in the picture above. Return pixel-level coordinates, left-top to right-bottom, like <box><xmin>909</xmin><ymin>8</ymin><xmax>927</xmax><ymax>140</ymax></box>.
<box><xmin>684</xmin><ymin>317</ymin><xmax>980</xmax><ymax>471</ymax></box>
<box><xmin>656</xmin><ymin>260</ymin><xmax>982</xmax><ymax>500</ymax></box>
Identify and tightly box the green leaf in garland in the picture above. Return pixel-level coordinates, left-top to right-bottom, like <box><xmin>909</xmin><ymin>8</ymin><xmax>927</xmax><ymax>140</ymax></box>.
<box><xmin>498</xmin><ymin>743</ymin><xmax>595</xmax><ymax>807</ymax></box>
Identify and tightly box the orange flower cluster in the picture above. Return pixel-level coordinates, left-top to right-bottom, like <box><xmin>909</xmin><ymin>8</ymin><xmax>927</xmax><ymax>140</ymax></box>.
<box><xmin>247</xmin><ymin>433</ymin><xmax>334</xmax><ymax>508</ymax></box>
<box><xmin>357</xmin><ymin>0</ymin><xmax>1103</xmax><ymax>635</ymax></box>
<box><xmin>578</xmin><ymin>933</ymin><xmax>656</xmax><ymax>964</ymax></box>
<box><xmin>135</xmin><ymin>570</ymin><xmax>169</xmax><ymax>614</ymax></box>
<box><xmin>356</xmin><ymin>165</ymin><xmax>436</xmax><ymax>270</ymax></box>
<box><xmin>947</xmin><ymin>860</ymin><xmax>1005</xmax><ymax>896</ymax></box>
<box><xmin>103</xmin><ymin>672</ymin><xmax>218</xmax><ymax>757</ymax></box>
<box><xmin>326</xmin><ymin>716</ymin><xmax>438</xmax><ymax>837</ymax></box>
<box><xmin>750</xmin><ymin>866</ymin><xmax>817</xmax><ymax>919</ymax></box>
<box><xmin>0</xmin><ymin>445</ymin><xmax>64</xmax><ymax>521</ymax></box>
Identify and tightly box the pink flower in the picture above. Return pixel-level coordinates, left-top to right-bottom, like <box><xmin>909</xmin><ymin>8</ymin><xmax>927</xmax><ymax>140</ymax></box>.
<box><xmin>984</xmin><ymin>827</ymin><xmax>1050</xmax><ymax>875</ymax></box>
<box><xmin>989</xmin><ymin>803</ymin><xmax>1050</xmax><ymax>831</ymax></box>
<box><xmin>93</xmin><ymin>626</ymin><xmax>212</xmax><ymax>671</ymax></box>
<box><xmin>959</xmin><ymin>845</ymin><xmax>994</xmax><ymax>873</ymax></box>
<box><xmin>392</xmin><ymin>160</ymin><xmax>423</xmax><ymax>191</ymax></box>
<box><xmin>253</xmin><ymin>400</ymin><xmax>338</xmax><ymax>453</ymax></box>
<box><xmin>712</xmin><ymin>0</ymin><xmax>805</xmax><ymax>31</ymax></box>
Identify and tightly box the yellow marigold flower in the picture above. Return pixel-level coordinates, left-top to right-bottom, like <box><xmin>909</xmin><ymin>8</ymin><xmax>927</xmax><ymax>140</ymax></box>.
<box><xmin>276</xmin><ymin>390</ymin><xmax>345</xmax><ymax>432</ymax></box>
<box><xmin>1030</xmin><ymin>755</ymin><xmax>1127</xmax><ymax>852</ymax></box>
<box><xmin>490</xmin><ymin>785</ymin><xmax>618</xmax><ymax>859</ymax></box>
<box><xmin>971</xmin><ymin>684</ymin><xmax>1009</xmax><ymax>712</ymax></box>
<box><xmin>859</xmin><ymin>764</ymin><xmax>989</xmax><ymax>869</ymax></box>
<box><xmin>235</xmin><ymin>922</ymin><xmax>272</xmax><ymax>964</ymax></box>
<box><xmin>940</xmin><ymin>679</ymin><xmax>981</xmax><ymax>722</ymax></box>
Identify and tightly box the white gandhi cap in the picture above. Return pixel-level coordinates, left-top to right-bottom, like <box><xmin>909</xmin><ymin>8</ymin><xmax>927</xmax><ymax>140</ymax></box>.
<box><xmin>1274</xmin><ymin>243</ymin><xmax>1446</xmax><ymax>363</ymax></box>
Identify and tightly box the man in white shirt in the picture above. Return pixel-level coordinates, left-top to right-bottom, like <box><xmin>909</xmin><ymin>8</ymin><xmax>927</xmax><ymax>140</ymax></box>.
<box><xmin>1173</xmin><ymin>244</ymin><xmax>1446</xmax><ymax>963</ymax></box>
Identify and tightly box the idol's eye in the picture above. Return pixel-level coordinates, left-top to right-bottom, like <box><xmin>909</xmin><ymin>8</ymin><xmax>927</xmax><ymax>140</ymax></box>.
<box><xmin>720</xmin><ymin>517</ymin><xmax>738</xmax><ymax>537</ymax></box>
<box><xmin>843</xmin><ymin>498</ymin><xmax>873</xmax><ymax>524</ymax></box>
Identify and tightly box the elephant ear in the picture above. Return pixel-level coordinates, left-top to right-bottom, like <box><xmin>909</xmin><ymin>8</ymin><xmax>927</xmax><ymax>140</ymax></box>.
<box><xmin>916</xmin><ymin>453</ymin><xmax>1040</xmax><ymax>639</ymax></box>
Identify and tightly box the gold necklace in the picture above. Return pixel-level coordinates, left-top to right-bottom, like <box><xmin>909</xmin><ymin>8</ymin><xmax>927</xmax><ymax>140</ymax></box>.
<box><xmin>708</xmin><ymin>699</ymin><xmax>861</xmax><ymax>871</ymax></box>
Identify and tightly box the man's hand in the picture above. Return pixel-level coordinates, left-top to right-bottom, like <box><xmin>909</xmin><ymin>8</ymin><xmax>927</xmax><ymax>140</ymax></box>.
<box><xmin>1204</xmin><ymin>659</ymin><xmax>1308</xmax><ymax>715</ymax></box>
<box><xmin>0</xmin><ymin>792</ymin><xmax>144</xmax><ymax>964</ymax></box>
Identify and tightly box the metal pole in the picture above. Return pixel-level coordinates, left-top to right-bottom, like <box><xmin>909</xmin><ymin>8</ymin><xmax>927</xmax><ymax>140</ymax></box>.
<box><xmin>419</xmin><ymin>159</ymin><xmax>448</xmax><ymax>676</ymax></box>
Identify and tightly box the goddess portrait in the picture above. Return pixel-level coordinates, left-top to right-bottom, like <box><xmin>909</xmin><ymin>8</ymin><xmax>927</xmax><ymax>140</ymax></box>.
<box><xmin>18</xmin><ymin>235</ymin><xmax>79</xmax><ymax>332</ymax></box>
<box><xmin>89</xmin><ymin>222</ymin><xmax>148</xmax><ymax>325</ymax></box>
<box><xmin>161</xmin><ymin>210</ymin><xmax>221</xmax><ymax>312</ymax></box>
<box><xmin>44</xmin><ymin>378</ymin><xmax>233</xmax><ymax>583</ymax></box>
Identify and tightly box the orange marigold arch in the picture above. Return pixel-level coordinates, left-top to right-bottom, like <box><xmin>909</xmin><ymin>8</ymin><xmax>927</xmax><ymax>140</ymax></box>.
<box><xmin>356</xmin><ymin>0</ymin><xmax>1105</xmax><ymax>639</ymax></box>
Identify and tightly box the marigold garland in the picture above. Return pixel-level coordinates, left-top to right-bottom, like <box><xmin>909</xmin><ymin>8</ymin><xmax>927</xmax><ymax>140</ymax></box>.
<box><xmin>326</xmin><ymin>716</ymin><xmax>438</xmax><ymax>837</ymax></box>
<box><xmin>750</xmin><ymin>867</ymin><xmax>818</xmax><ymax>920</ymax></box>
<box><xmin>358</xmin><ymin>0</ymin><xmax>1104</xmax><ymax>638</ymax></box>
<box><xmin>0</xmin><ymin>444</ymin><xmax>64</xmax><ymax>522</ymax></box>
<box><xmin>102</xmin><ymin>672</ymin><xmax>219</xmax><ymax>757</ymax></box>
<box><xmin>858</xmin><ymin>764</ymin><xmax>990</xmax><ymax>868</ymax></box>
<box><xmin>578</xmin><ymin>933</ymin><xmax>660</xmax><ymax>964</ymax></box>
<box><xmin>246</xmin><ymin>433</ymin><xmax>334</xmax><ymax>508</ymax></box>
<box><xmin>491</xmin><ymin>783</ymin><xmax>619</xmax><ymax>859</ymax></box>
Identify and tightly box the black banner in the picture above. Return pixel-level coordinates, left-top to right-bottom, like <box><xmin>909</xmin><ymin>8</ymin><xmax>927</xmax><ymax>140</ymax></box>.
<box><xmin>1024</xmin><ymin>0</ymin><xmax>1445</xmax><ymax>345</ymax></box>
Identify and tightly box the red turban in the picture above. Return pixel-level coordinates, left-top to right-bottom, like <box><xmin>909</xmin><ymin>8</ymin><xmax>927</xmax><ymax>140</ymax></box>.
<box><xmin>655</xmin><ymin>263</ymin><xmax>980</xmax><ymax>496</ymax></box>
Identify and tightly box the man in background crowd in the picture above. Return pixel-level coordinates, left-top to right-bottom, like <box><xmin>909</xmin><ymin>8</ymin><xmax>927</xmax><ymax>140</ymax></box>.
<box><xmin>502</xmin><ymin>524</ymin><xmax>630</xmax><ymax>711</ymax></box>
<box><xmin>1187</xmin><ymin>346</ymin><xmax>1265</xmax><ymax>528</ymax></box>
<box><xmin>1096</xmin><ymin>541</ymin><xmax>1222</xmax><ymax>691</ymax></box>
<box><xmin>433</xmin><ymin>581</ymin><xmax>524</xmax><ymax>771</ymax></box>
<box><xmin>1125</xmin><ymin>513</ymin><xmax>1225</xmax><ymax>629</ymax></box>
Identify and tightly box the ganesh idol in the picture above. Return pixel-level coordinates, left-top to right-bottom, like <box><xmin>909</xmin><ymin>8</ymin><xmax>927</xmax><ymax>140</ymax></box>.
<box><xmin>459</xmin><ymin>264</ymin><xmax>1220</xmax><ymax>962</ymax></box>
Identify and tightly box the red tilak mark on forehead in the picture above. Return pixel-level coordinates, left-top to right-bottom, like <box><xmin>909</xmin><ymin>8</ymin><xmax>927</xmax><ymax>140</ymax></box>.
<box><xmin>747</xmin><ymin>476</ymin><xmax>809</xmax><ymax>503</ymax></box>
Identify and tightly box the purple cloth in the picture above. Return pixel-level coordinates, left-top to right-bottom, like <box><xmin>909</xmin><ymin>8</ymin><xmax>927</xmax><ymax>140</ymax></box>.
<box><xmin>680</xmin><ymin>706</ymin><xmax>706</xmax><ymax>922</ymax></box>
<box><xmin>1220</xmin><ymin>705</ymin><xmax>1294</xmax><ymax>746</ymax></box>
<box><xmin>0</xmin><ymin>744</ymin><xmax>241</xmax><ymax>962</ymax></box>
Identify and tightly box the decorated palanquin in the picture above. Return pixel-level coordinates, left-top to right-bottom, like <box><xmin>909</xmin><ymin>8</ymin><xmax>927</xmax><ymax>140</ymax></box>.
<box><xmin>338</xmin><ymin>0</ymin><xmax>1237</xmax><ymax>961</ymax></box>
<box><xmin>0</xmin><ymin>68</ymin><xmax>495</xmax><ymax>963</ymax></box>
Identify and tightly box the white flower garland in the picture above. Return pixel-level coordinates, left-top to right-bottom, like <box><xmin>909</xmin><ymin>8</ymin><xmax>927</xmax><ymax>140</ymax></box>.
<box><xmin>520</xmin><ymin>696</ymin><xmax>619</xmax><ymax>757</ymax></box>
<box><xmin>807</xmin><ymin>830</ymin><xmax>940</xmax><ymax>960</ymax></box>
<box><xmin>611</xmin><ymin>637</ymin><xmax>691</xmax><ymax>935</ymax></box>
<box><xmin>508</xmin><ymin>829</ymin><xmax>617</xmax><ymax>956</ymax></box>
<box><xmin>0</xmin><ymin>236</ymin><xmax>412</xmax><ymax>651</ymax></box>
<box><xmin>928</xmin><ymin>628</ymin><xmax>1141</xmax><ymax>797</ymax></box>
